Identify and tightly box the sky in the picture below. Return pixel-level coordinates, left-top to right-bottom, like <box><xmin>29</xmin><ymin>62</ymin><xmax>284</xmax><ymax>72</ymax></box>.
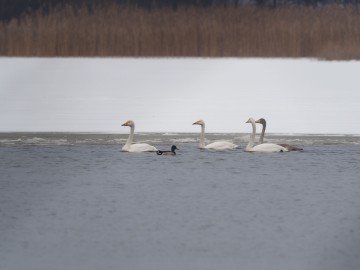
<box><xmin>0</xmin><ymin>58</ymin><xmax>359</xmax><ymax>134</ymax></box>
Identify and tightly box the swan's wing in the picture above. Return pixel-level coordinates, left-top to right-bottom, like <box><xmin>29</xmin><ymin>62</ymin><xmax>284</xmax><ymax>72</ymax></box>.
<box><xmin>250</xmin><ymin>143</ymin><xmax>288</xmax><ymax>153</ymax></box>
<box><xmin>278</xmin><ymin>143</ymin><xmax>303</xmax><ymax>151</ymax></box>
<box><xmin>205</xmin><ymin>141</ymin><xmax>238</xmax><ymax>150</ymax></box>
<box><xmin>127</xmin><ymin>143</ymin><xmax>158</xmax><ymax>152</ymax></box>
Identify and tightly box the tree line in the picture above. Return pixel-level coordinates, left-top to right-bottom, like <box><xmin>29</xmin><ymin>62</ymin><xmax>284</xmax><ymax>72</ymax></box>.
<box><xmin>1</xmin><ymin>0</ymin><xmax>359</xmax><ymax>21</ymax></box>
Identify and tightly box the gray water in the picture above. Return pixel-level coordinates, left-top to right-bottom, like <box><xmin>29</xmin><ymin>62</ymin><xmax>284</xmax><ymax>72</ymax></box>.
<box><xmin>1</xmin><ymin>133</ymin><xmax>360</xmax><ymax>270</ymax></box>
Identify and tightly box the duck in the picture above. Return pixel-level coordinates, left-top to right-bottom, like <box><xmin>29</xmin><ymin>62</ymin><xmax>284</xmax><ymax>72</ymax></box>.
<box><xmin>192</xmin><ymin>120</ymin><xmax>238</xmax><ymax>150</ymax></box>
<box><xmin>255</xmin><ymin>118</ymin><xmax>303</xmax><ymax>151</ymax></box>
<box><xmin>121</xmin><ymin>120</ymin><xmax>158</xmax><ymax>152</ymax></box>
<box><xmin>245</xmin><ymin>117</ymin><xmax>288</xmax><ymax>153</ymax></box>
<box><xmin>156</xmin><ymin>145</ymin><xmax>179</xmax><ymax>156</ymax></box>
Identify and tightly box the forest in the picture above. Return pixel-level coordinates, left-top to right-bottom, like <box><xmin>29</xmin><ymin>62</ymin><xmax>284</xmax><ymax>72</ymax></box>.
<box><xmin>1</xmin><ymin>0</ymin><xmax>359</xmax><ymax>21</ymax></box>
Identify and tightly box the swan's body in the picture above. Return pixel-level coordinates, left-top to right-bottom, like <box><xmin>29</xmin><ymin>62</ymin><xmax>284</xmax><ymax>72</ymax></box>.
<box><xmin>121</xmin><ymin>120</ymin><xmax>157</xmax><ymax>152</ymax></box>
<box><xmin>245</xmin><ymin>118</ymin><xmax>288</xmax><ymax>153</ymax></box>
<box><xmin>157</xmin><ymin>145</ymin><xmax>178</xmax><ymax>156</ymax></box>
<box><xmin>255</xmin><ymin>118</ymin><xmax>303</xmax><ymax>151</ymax></box>
<box><xmin>192</xmin><ymin>120</ymin><xmax>238</xmax><ymax>150</ymax></box>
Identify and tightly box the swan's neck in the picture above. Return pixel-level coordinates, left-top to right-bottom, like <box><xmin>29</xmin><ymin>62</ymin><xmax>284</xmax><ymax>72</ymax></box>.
<box><xmin>246</xmin><ymin>120</ymin><xmax>256</xmax><ymax>151</ymax></box>
<box><xmin>199</xmin><ymin>125</ymin><xmax>206</xmax><ymax>148</ymax></box>
<box><xmin>259</xmin><ymin>123</ymin><xmax>266</xmax><ymax>144</ymax></box>
<box><xmin>125</xmin><ymin>125</ymin><xmax>135</xmax><ymax>147</ymax></box>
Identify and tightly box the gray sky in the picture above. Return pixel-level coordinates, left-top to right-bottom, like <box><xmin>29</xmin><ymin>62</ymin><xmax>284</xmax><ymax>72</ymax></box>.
<box><xmin>0</xmin><ymin>58</ymin><xmax>359</xmax><ymax>134</ymax></box>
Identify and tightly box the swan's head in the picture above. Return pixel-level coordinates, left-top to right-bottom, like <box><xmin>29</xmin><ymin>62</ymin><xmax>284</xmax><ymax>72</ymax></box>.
<box><xmin>192</xmin><ymin>120</ymin><xmax>205</xmax><ymax>126</ymax></box>
<box><xmin>171</xmin><ymin>145</ymin><xmax>179</xmax><ymax>151</ymax></box>
<box><xmin>122</xmin><ymin>120</ymin><xmax>135</xmax><ymax>127</ymax></box>
<box><xmin>255</xmin><ymin>118</ymin><xmax>266</xmax><ymax>125</ymax></box>
<box><xmin>246</xmin><ymin>117</ymin><xmax>255</xmax><ymax>124</ymax></box>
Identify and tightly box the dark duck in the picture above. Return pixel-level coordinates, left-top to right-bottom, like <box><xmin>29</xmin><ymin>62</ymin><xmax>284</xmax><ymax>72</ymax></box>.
<box><xmin>156</xmin><ymin>145</ymin><xmax>179</xmax><ymax>156</ymax></box>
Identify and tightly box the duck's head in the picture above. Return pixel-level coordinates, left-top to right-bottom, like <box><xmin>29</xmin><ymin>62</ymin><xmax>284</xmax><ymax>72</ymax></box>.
<box><xmin>122</xmin><ymin>120</ymin><xmax>134</xmax><ymax>127</ymax></box>
<box><xmin>246</xmin><ymin>117</ymin><xmax>255</xmax><ymax>124</ymax></box>
<box><xmin>255</xmin><ymin>118</ymin><xmax>266</xmax><ymax>125</ymax></box>
<box><xmin>192</xmin><ymin>120</ymin><xmax>205</xmax><ymax>126</ymax></box>
<box><xmin>171</xmin><ymin>145</ymin><xmax>179</xmax><ymax>151</ymax></box>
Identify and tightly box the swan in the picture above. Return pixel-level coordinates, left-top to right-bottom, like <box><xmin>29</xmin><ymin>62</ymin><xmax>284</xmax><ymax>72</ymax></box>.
<box><xmin>255</xmin><ymin>118</ymin><xmax>303</xmax><ymax>151</ymax></box>
<box><xmin>192</xmin><ymin>120</ymin><xmax>238</xmax><ymax>150</ymax></box>
<box><xmin>121</xmin><ymin>120</ymin><xmax>158</xmax><ymax>152</ymax></box>
<box><xmin>156</xmin><ymin>145</ymin><xmax>179</xmax><ymax>156</ymax></box>
<box><xmin>245</xmin><ymin>118</ymin><xmax>288</xmax><ymax>153</ymax></box>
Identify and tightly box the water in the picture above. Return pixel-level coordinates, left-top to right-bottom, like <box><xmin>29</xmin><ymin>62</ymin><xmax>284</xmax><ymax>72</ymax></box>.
<box><xmin>1</xmin><ymin>133</ymin><xmax>360</xmax><ymax>270</ymax></box>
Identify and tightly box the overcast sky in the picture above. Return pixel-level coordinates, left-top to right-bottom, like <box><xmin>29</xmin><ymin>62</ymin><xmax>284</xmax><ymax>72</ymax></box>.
<box><xmin>0</xmin><ymin>58</ymin><xmax>359</xmax><ymax>134</ymax></box>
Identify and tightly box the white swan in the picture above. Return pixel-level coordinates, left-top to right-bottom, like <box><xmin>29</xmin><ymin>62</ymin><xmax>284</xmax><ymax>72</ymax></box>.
<box><xmin>192</xmin><ymin>120</ymin><xmax>238</xmax><ymax>150</ymax></box>
<box><xmin>255</xmin><ymin>118</ymin><xmax>303</xmax><ymax>151</ymax></box>
<box><xmin>245</xmin><ymin>118</ymin><xmax>288</xmax><ymax>153</ymax></box>
<box><xmin>121</xmin><ymin>120</ymin><xmax>158</xmax><ymax>152</ymax></box>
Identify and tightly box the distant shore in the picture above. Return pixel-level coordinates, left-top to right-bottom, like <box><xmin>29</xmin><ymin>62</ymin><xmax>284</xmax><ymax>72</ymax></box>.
<box><xmin>1</xmin><ymin>5</ymin><xmax>360</xmax><ymax>59</ymax></box>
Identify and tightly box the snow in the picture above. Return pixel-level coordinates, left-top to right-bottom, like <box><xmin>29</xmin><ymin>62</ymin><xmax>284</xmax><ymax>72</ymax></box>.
<box><xmin>0</xmin><ymin>58</ymin><xmax>359</xmax><ymax>134</ymax></box>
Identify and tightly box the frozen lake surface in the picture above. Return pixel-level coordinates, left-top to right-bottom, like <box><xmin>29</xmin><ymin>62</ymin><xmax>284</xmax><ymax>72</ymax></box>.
<box><xmin>1</xmin><ymin>133</ymin><xmax>360</xmax><ymax>270</ymax></box>
<box><xmin>1</xmin><ymin>58</ymin><xmax>360</xmax><ymax>134</ymax></box>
